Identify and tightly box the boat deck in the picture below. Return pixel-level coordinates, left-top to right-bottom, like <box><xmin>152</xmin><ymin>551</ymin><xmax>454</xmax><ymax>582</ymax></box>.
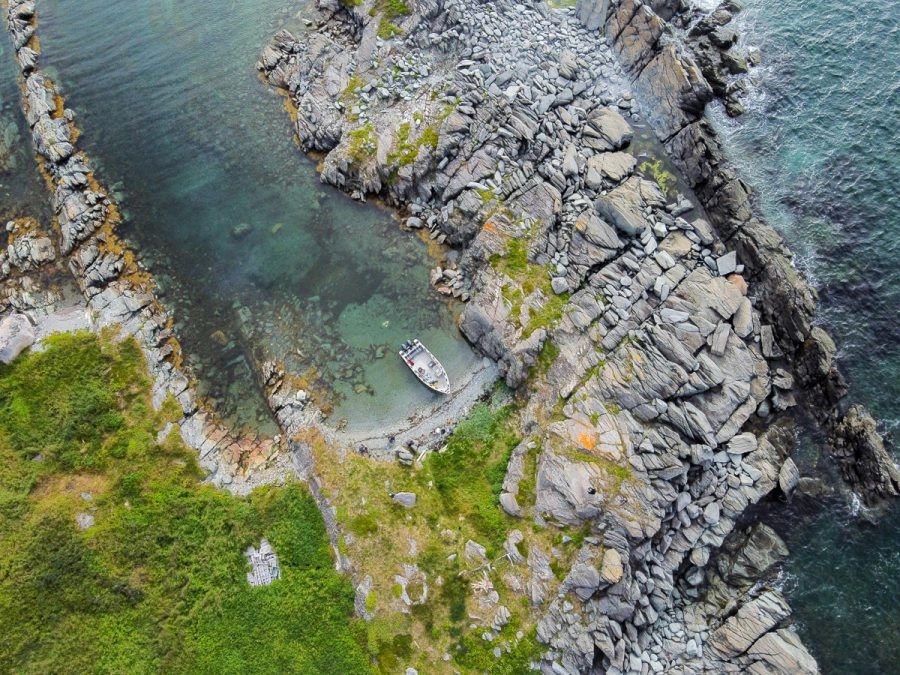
<box><xmin>400</xmin><ymin>339</ymin><xmax>450</xmax><ymax>393</ymax></box>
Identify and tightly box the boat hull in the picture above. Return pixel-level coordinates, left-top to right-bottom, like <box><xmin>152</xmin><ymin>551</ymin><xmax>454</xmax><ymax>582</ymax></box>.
<box><xmin>399</xmin><ymin>339</ymin><xmax>450</xmax><ymax>394</ymax></box>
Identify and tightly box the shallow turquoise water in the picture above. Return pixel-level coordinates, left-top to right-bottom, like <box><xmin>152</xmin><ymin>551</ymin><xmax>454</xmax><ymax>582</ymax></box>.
<box><xmin>712</xmin><ymin>1</ymin><xmax>900</xmax><ymax>671</ymax></box>
<box><xmin>34</xmin><ymin>0</ymin><xmax>478</xmax><ymax>432</ymax></box>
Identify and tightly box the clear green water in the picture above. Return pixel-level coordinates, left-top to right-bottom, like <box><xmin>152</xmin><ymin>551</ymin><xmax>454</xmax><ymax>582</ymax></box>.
<box><xmin>712</xmin><ymin>1</ymin><xmax>900</xmax><ymax>671</ymax></box>
<box><xmin>34</xmin><ymin>0</ymin><xmax>478</xmax><ymax>433</ymax></box>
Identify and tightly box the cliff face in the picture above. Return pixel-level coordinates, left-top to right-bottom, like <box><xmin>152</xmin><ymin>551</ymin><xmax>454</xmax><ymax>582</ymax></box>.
<box><xmin>586</xmin><ymin>0</ymin><xmax>897</xmax><ymax>505</ymax></box>
<box><xmin>253</xmin><ymin>0</ymin><xmax>844</xmax><ymax>671</ymax></box>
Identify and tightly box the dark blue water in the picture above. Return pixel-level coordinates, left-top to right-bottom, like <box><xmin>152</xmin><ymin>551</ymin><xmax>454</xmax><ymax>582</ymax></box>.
<box><xmin>34</xmin><ymin>0</ymin><xmax>478</xmax><ymax>433</ymax></box>
<box><xmin>711</xmin><ymin>1</ymin><xmax>900</xmax><ymax>671</ymax></box>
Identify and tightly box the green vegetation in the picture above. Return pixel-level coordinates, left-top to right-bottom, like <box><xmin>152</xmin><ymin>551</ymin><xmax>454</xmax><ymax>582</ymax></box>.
<box><xmin>560</xmin><ymin>447</ymin><xmax>633</xmax><ymax>492</ymax></box>
<box><xmin>546</xmin><ymin>0</ymin><xmax>578</xmax><ymax>8</ymax></box>
<box><xmin>477</xmin><ymin>187</ymin><xmax>496</xmax><ymax>204</ymax></box>
<box><xmin>490</xmin><ymin>228</ymin><xmax>570</xmax><ymax>338</ymax></box>
<box><xmin>0</xmin><ymin>331</ymin><xmax>368</xmax><ymax>674</ymax></box>
<box><xmin>530</xmin><ymin>340</ymin><xmax>560</xmax><ymax>380</ymax></box>
<box><xmin>298</xmin><ymin>390</ymin><xmax>555</xmax><ymax>671</ymax></box>
<box><xmin>427</xmin><ymin>402</ymin><xmax>521</xmax><ymax>555</ymax></box>
<box><xmin>455</xmin><ymin>624</ymin><xmax>544</xmax><ymax>673</ymax></box>
<box><xmin>380</xmin><ymin>0</ymin><xmax>411</xmax><ymax>19</ymax></box>
<box><xmin>387</xmin><ymin>122</ymin><xmax>415</xmax><ymax>165</ymax></box>
<box><xmin>516</xmin><ymin>440</ymin><xmax>541</xmax><ymax>511</ymax></box>
<box><xmin>347</xmin><ymin>123</ymin><xmax>377</xmax><ymax>162</ymax></box>
<box><xmin>371</xmin><ymin>0</ymin><xmax>411</xmax><ymax>39</ymax></box>
<box><xmin>342</xmin><ymin>74</ymin><xmax>365</xmax><ymax>101</ymax></box>
<box><xmin>638</xmin><ymin>158</ymin><xmax>675</xmax><ymax>195</ymax></box>
<box><xmin>387</xmin><ymin>121</ymin><xmax>441</xmax><ymax>168</ymax></box>
<box><xmin>419</xmin><ymin>123</ymin><xmax>440</xmax><ymax>150</ymax></box>
<box><xmin>377</xmin><ymin>17</ymin><xmax>404</xmax><ymax>39</ymax></box>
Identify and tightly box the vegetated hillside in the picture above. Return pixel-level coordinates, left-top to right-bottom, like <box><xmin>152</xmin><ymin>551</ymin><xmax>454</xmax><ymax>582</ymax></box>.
<box><xmin>0</xmin><ymin>330</ymin><xmax>369</xmax><ymax>674</ymax></box>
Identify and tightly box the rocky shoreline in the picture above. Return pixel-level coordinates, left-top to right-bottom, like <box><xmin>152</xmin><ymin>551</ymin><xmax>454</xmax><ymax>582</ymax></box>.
<box><xmin>2</xmin><ymin>0</ymin><xmax>896</xmax><ymax>672</ymax></box>
<box><xmin>257</xmin><ymin>0</ymin><xmax>896</xmax><ymax>671</ymax></box>
<box><xmin>0</xmin><ymin>0</ymin><xmax>289</xmax><ymax>495</ymax></box>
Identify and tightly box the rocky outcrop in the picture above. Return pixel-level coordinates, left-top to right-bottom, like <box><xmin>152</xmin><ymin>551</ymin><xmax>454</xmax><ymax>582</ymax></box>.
<box><xmin>833</xmin><ymin>405</ymin><xmax>900</xmax><ymax>505</ymax></box>
<box><xmin>255</xmin><ymin>0</ymin><xmax>828</xmax><ymax>670</ymax></box>
<box><xmin>575</xmin><ymin>0</ymin><xmax>896</xmax><ymax>508</ymax></box>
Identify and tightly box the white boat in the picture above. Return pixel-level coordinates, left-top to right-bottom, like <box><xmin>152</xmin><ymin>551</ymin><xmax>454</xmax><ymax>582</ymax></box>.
<box><xmin>399</xmin><ymin>338</ymin><xmax>450</xmax><ymax>394</ymax></box>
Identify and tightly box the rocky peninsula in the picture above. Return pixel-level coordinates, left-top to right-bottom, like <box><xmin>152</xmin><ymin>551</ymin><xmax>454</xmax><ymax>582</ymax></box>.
<box><xmin>2</xmin><ymin>0</ymin><xmax>897</xmax><ymax>672</ymax></box>
<box><xmin>256</xmin><ymin>0</ymin><xmax>899</xmax><ymax>670</ymax></box>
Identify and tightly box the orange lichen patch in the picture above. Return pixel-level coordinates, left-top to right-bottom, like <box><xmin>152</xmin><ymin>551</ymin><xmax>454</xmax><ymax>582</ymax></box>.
<box><xmin>577</xmin><ymin>431</ymin><xmax>597</xmax><ymax>451</ymax></box>
<box><xmin>67</xmin><ymin>120</ymin><xmax>81</xmax><ymax>143</ymax></box>
<box><xmin>6</xmin><ymin>216</ymin><xmax>42</xmax><ymax>239</ymax></box>
<box><xmin>727</xmin><ymin>273</ymin><xmax>748</xmax><ymax>296</ymax></box>
<box><xmin>483</xmin><ymin>220</ymin><xmax>497</xmax><ymax>232</ymax></box>
<box><xmin>52</xmin><ymin>91</ymin><xmax>65</xmax><ymax>119</ymax></box>
<box><xmin>36</xmin><ymin>159</ymin><xmax>57</xmax><ymax>193</ymax></box>
<box><xmin>280</xmin><ymin>90</ymin><xmax>299</xmax><ymax>123</ymax></box>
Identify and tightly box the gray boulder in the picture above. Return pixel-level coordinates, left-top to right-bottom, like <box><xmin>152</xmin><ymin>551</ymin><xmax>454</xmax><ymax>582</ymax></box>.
<box><xmin>576</xmin><ymin>0</ymin><xmax>611</xmax><ymax>31</ymax></box>
<box><xmin>583</xmin><ymin>107</ymin><xmax>633</xmax><ymax>151</ymax></box>
<box><xmin>708</xmin><ymin>590</ymin><xmax>792</xmax><ymax>658</ymax></box>
<box><xmin>594</xmin><ymin>177</ymin><xmax>664</xmax><ymax>236</ymax></box>
<box><xmin>778</xmin><ymin>457</ymin><xmax>800</xmax><ymax>497</ymax></box>
<box><xmin>391</xmin><ymin>491</ymin><xmax>417</xmax><ymax>507</ymax></box>
<box><xmin>0</xmin><ymin>313</ymin><xmax>35</xmax><ymax>364</ymax></box>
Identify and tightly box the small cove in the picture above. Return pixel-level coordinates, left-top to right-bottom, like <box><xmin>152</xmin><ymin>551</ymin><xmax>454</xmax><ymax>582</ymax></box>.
<box><xmin>34</xmin><ymin>0</ymin><xmax>480</xmax><ymax>433</ymax></box>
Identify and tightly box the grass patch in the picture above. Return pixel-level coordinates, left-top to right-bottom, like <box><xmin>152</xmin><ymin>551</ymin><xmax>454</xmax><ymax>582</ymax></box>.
<box><xmin>455</xmin><ymin>623</ymin><xmax>543</xmax><ymax>673</ymax></box>
<box><xmin>342</xmin><ymin>74</ymin><xmax>365</xmax><ymax>101</ymax></box>
<box><xmin>377</xmin><ymin>17</ymin><xmax>404</xmax><ymax>39</ymax></box>
<box><xmin>525</xmin><ymin>291</ymin><xmax>569</xmax><ymax>337</ymax></box>
<box><xmin>529</xmin><ymin>340</ymin><xmax>560</xmax><ymax>380</ymax></box>
<box><xmin>427</xmin><ymin>403</ymin><xmax>521</xmax><ymax>556</ymax></box>
<box><xmin>347</xmin><ymin>123</ymin><xmax>376</xmax><ymax>163</ymax></box>
<box><xmin>387</xmin><ymin>121</ymin><xmax>441</xmax><ymax>168</ymax></box>
<box><xmin>348</xmin><ymin>512</ymin><xmax>380</xmax><ymax>536</ymax></box>
<box><xmin>381</xmin><ymin>0</ymin><xmax>411</xmax><ymax>19</ymax></box>
<box><xmin>0</xmin><ymin>331</ymin><xmax>368</xmax><ymax>673</ymax></box>
<box><xmin>490</xmin><ymin>232</ymin><xmax>570</xmax><ymax>338</ymax></box>
<box><xmin>516</xmin><ymin>440</ymin><xmax>540</xmax><ymax>512</ymax></box>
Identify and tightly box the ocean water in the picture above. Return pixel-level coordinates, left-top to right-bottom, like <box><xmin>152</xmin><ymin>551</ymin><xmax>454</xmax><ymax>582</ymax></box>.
<box><xmin>33</xmin><ymin>0</ymin><xmax>479</xmax><ymax>433</ymax></box>
<box><xmin>711</xmin><ymin>0</ymin><xmax>900</xmax><ymax>671</ymax></box>
<box><xmin>0</xmin><ymin>41</ymin><xmax>50</xmax><ymax>225</ymax></box>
